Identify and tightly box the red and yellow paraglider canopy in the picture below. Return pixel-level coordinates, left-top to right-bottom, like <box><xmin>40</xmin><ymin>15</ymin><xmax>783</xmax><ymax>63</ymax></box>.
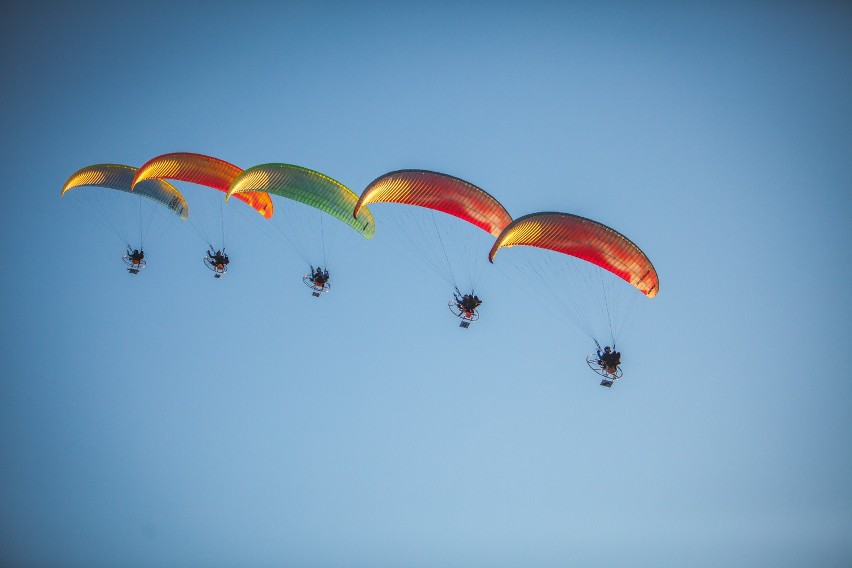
<box><xmin>489</xmin><ymin>212</ymin><xmax>659</xmax><ymax>298</ymax></box>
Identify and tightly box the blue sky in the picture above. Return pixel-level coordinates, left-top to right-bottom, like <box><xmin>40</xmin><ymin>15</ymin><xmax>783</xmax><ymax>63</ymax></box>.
<box><xmin>1</xmin><ymin>2</ymin><xmax>850</xmax><ymax>566</ymax></box>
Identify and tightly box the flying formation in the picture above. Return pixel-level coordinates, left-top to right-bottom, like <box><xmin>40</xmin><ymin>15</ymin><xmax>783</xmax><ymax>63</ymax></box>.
<box><xmin>62</xmin><ymin>152</ymin><xmax>660</xmax><ymax>388</ymax></box>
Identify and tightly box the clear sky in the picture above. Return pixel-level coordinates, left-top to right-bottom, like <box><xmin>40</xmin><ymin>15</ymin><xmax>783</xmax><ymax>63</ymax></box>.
<box><xmin>1</xmin><ymin>2</ymin><xmax>850</xmax><ymax>567</ymax></box>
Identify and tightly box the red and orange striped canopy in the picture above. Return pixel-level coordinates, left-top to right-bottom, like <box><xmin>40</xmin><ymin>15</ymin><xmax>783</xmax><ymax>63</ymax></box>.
<box><xmin>355</xmin><ymin>170</ymin><xmax>512</xmax><ymax>236</ymax></box>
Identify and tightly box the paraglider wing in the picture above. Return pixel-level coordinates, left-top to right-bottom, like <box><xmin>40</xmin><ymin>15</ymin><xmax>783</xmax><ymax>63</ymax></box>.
<box><xmin>354</xmin><ymin>170</ymin><xmax>512</xmax><ymax>236</ymax></box>
<box><xmin>132</xmin><ymin>153</ymin><xmax>273</xmax><ymax>219</ymax></box>
<box><xmin>489</xmin><ymin>212</ymin><xmax>659</xmax><ymax>298</ymax></box>
<box><xmin>227</xmin><ymin>164</ymin><xmax>374</xmax><ymax>238</ymax></box>
<box><xmin>61</xmin><ymin>164</ymin><xmax>188</xmax><ymax>220</ymax></box>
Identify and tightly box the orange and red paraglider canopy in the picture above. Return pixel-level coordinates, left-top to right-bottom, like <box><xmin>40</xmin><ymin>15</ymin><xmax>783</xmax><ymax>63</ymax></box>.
<box><xmin>133</xmin><ymin>152</ymin><xmax>273</xmax><ymax>219</ymax></box>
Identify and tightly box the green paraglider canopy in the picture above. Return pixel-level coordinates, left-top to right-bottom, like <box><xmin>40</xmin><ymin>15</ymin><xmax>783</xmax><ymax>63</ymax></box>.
<box><xmin>227</xmin><ymin>163</ymin><xmax>374</xmax><ymax>238</ymax></box>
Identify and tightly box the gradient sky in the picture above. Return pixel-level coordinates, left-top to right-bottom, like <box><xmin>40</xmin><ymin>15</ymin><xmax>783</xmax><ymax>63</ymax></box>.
<box><xmin>1</xmin><ymin>2</ymin><xmax>850</xmax><ymax>567</ymax></box>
